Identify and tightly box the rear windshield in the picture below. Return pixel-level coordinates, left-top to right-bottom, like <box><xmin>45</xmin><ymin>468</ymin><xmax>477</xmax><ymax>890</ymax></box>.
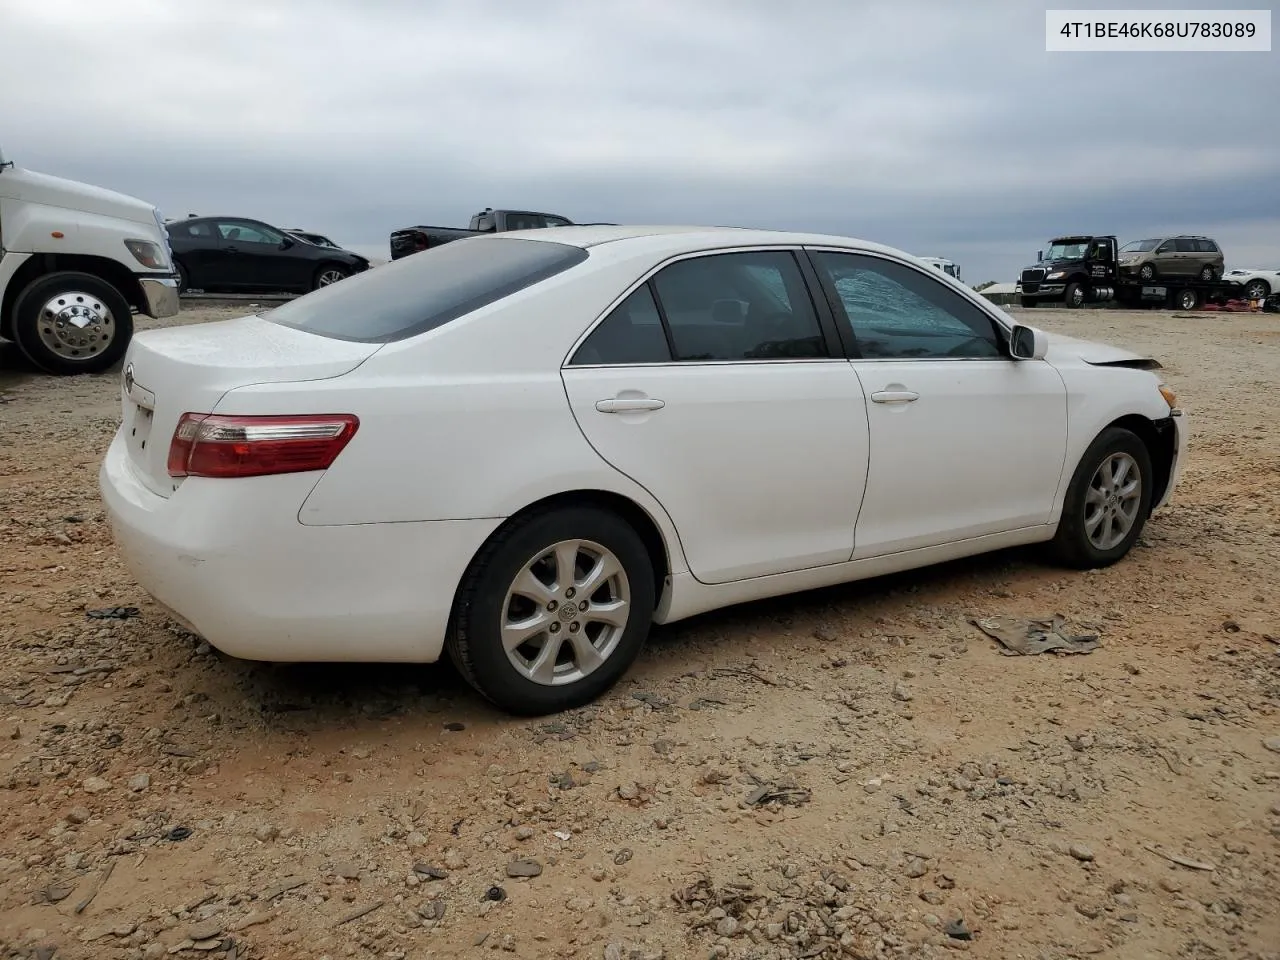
<box><xmin>262</xmin><ymin>236</ymin><xmax>589</xmax><ymax>343</ymax></box>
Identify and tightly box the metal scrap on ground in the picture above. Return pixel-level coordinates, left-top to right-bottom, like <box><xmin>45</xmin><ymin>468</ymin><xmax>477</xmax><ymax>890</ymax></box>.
<box><xmin>971</xmin><ymin>615</ymin><xmax>1101</xmax><ymax>656</ymax></box>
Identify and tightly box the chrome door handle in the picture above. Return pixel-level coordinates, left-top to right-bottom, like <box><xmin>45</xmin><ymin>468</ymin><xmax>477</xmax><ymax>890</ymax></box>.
<box><xmin>871</xmin><ymin>389</ymin><xmax>919</xmax><ymax>404</ymax></box>
<box><xmin>595</xmin><ymin>397</ymin><xmax>665</xmax><ymax>413</ymax></box>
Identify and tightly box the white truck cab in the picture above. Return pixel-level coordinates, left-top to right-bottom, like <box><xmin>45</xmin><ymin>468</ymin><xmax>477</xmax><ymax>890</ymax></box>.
<box><xmin>0</xmin><ymin>144</ymin><xmax>179</xmax><ymax>375</ymax></box>
<box><xmin>919</xmin><ymin>257</ymin><xmax>962</xmax><ymax>282</ymax></box>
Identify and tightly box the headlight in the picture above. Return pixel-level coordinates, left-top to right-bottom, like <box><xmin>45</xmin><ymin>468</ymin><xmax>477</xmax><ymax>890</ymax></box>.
<box><xmin>1045</xmin><ymin>271</ymin><xmax>1065</xmax><ymax>280</ymax></box>
<box><xmin>124</xmin><ymin>239</ymin><xmax>167</xmax><ymax>269</ymax></box>
<box><xmin>1158</xmin><ymin>383</ymin><xmax>1177</xmax><ymax>409</ymax></box>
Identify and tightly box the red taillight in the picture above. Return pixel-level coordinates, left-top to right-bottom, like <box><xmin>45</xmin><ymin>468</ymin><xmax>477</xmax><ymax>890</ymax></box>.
<box><xmin>166</xmin><ymin>413</ymin><xmax>359</xmax><ymax>479</ymax></box>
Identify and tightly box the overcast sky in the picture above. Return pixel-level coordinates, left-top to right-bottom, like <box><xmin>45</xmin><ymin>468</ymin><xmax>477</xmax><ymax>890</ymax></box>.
<box><xmin>2</xmin><ymin>0</ymin><xmax>1277</xmax><ymax>282</ymax></box>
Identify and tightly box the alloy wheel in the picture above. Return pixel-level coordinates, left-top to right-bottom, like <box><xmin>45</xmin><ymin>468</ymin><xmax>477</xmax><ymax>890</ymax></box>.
<box><xmin>500</xmin><ymin>539</ymin><xmax>631</xmax><ymax>686</ymax></box>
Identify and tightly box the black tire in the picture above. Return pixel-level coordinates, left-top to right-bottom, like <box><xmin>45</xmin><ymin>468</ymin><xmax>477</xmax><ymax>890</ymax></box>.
<box><xmin>1245</xmin><ymin>279</ymin><xmax>1271</xmax><ymax>301</ymax></box>
<box><xmin>10</xmin><ymin>272</ymin><xmax>134</xmax><ymax>376</ymax></box>
<box><xmin>1048</xmin><ymin>426</ymin><xmax>1154</xmax><ymax>570</ymax></box>
<box><xmin>1176</xmin><ymin>288</ymin><xmax>1199</xmax><ymax>311</ymax></box>
<box><xmin>447</xmin><ymin>506</ymin><xmax>656</xmax><ymax>715</ymax></box>
<box><xmin>175</xmin><ymin>260</ymin><xmax>191</xmax><ymax>294</ymax></box>
<box><xmin>1019</xmin><ymin>297</ymin><xmax>1037</xmax><ymax>308</ymax></box>
<box><xmin>312</xmin><ymin>264</ymin><xmax>349</xmax><ymax>291</ymax></box>
<box><xmin>1064</xmin><ymin>282</ymin><xmax>1087</xmax><ymax>309</ymax></box>
<box><xmin>1138</xmin><ymin>263</ymin><xmax>1157</xmax><ymax>282</ymax></box>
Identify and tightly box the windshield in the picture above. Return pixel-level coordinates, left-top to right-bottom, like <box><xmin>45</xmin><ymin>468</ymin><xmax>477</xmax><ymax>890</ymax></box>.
<box><xmin>1043</xmin><ymin>241</ymin><xmax>1089</xmax><ymax>261</ymax></box>
<box><xmin>1120</xmin><ymin>239</ymin><xmax>1160</xmax><ymax>253</ymax></box>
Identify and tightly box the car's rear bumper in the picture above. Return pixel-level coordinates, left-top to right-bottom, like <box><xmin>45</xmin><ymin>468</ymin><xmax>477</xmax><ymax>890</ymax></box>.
<box><xmin>99</xmin><ymin>431</ymin><xmax>500</xmax><ymax>663</ymax></box>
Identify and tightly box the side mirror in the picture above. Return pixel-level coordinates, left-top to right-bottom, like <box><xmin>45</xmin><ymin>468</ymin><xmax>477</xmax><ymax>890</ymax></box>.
<box><xmin>1010</xmin><ymin>324</ymin><xmax>1048</xmax><ymax>361</ymax></box>
<box><xmin>1036</xmin><ymin>250</ymin><xmax>1043</xmax><ymax>262</ymax></box>
<box><xmin>279</xmin><ymin>237</ymin><xmax>294</xmax><ymax>250</ymax></box>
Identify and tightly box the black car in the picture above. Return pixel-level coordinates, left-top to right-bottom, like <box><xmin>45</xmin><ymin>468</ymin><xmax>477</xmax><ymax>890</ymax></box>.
<box><xmin>166</xmin><ymin>216</ymin><xmax>369</xmax><ymax>294</ymax></box>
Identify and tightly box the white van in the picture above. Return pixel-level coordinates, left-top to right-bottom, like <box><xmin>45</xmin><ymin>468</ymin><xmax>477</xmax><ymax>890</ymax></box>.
<box><xmin>0</xmin><ymin>144</ymin><xmax>179</xmax><ymax>375</ymax></box>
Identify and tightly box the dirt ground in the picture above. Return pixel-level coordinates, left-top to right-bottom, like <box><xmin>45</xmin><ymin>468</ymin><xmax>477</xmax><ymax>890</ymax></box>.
<box><xmin>1</xmin><ymin>303</ymin><xmax>1278</xmax><ymax>960</ymax></box>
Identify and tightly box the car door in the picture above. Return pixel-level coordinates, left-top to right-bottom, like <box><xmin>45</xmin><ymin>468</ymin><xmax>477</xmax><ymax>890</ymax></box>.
<box><xmin>167</xmin><ymin>219</ymin><xmax>220</xmax><ymax>289</ymax></box>
<box><xmin>1153</xmin><ymin>239</ymin><xmax>1181</xmax><ymax>277</ymax></box>
<box><xmin>212</xmin><ymin>219</ymin><xmax>296</xmax><ymax>291</ymax></box>
<box><xmin>806</xmin><ymin>249</ymin><xmax>1067</xmax><ymax>559</ymax></box>
<box><xmin>560</xmin><ymin>248</ymin><xmax>870</xmax><ymax>585</ymax></box>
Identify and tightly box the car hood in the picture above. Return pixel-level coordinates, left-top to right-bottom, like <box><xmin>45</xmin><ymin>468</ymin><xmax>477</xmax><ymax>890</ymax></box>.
<box><xmin>1041</xmin><ymin>331</ymin><xmax>1157</xmax><ymax>367</ymax></box>
<box><xmin>0</xmin><ymin>165</ymin><xmax>158</xmax><ymax>226</ymax></box>
<box><xmin>1023</xmin><ymin>259</ymin><xmax>1083</xmax><ymax>272</ymax></box>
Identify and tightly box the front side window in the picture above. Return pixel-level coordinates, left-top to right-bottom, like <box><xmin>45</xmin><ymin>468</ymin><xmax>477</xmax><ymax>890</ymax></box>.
<box><xmin>650</xmin><ymin>250</ymin><xmax>827</xmax><ymax>361</ymax></box>
<box><xmin>217</xmin><ymin>221</ymin><xmax>285</xmax><ymax>245</ymax></box>
<box><xmin>1155</xmin><ymin>240</ymin><xmax>1175</xmax><ymax>254</ymax></box>
<box><xmin>811</xmin><ymin>252</ymin><xmax>1002</xmax><ymax>360</ymax></box>
<box><xmin>1121</xmin><ymin>239</ymin><xmax>1160</xmax><ymax>253</ymax></box>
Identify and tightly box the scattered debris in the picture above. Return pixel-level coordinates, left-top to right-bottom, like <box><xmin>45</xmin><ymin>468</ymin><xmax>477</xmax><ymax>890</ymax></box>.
<box><xmin>334</xmin><ymin>901</ymin><xmax>384</xmax><ymax>926</ymax></box>
<box><xmin>260</xmin><ymin>876</ymin><xmax>307</xmax><ymax>901</ymax></box>
<box><xmin>971</xmin><ymin>615</ymin><xmax>1101</xmax><ymax>655</ymax></box>
<box><xmin>73</xmin><ymin>861</ymin><xmax>116</xmax><ymax>915</ymax></box>
<box><xmin>506</xmin><ymin>859</ymin><xmax>543</xmax><ymax>878</ymax></box>
<box><xmin>1146</xmin><ymin>845</ymin><xmax>1216</xmax><ymax>871</ymax></box>
<box><xmin>744</xmin><ymin>783</ymin><xmax>812</xmax><ymax>807</ymax></box>
<box><xmin>85</xmin><ymin>606</ymin><xmax>140</xmax><ymax>620</ymax></box>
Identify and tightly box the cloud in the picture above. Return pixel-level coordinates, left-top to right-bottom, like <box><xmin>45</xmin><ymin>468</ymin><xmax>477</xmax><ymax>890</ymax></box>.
<box><xmin>1</xmin><ymin>0</ymin><xmax>1276</xmax><ymax>281</ymax></box>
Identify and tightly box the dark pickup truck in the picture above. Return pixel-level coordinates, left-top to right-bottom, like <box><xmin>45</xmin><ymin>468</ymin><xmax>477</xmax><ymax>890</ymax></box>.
<box><xmin>390</xmin><ymin>208</ymin><xmax>587</xmax><ymax>260</ymax></box>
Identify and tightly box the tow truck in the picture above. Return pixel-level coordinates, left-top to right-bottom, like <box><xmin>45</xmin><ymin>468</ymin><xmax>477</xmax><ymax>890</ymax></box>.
<box><xmin>1017</xmin><ymin>234</ymin><xmax>1251</xmax><ymax>311</ymax></box>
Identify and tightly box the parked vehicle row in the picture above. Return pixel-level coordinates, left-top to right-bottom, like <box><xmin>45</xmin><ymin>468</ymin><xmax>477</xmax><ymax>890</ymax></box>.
<box><xmin>101</xmin><ymin>224</ymin><xmax>1187</xmax><ymax>715</ymax></box>
<box><xmin>0</xmin><ymin>143</ymin><xmax>179</xmax><ymax>375</ymax></box>
<box><xmin>165</xmin><ymin>216</ymin><xmax>370</xmax><ymax>295</ymax></box>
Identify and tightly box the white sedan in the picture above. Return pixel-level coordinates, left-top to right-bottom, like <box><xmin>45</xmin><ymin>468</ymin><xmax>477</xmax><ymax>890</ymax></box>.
<box><xmin>100</xmin><ymin>226</ymin><xmax>1188</xmax><ymax>715</ymax></box>
<box><xmin>1224</xmin><ymin>268</ymin><xmax>1280</xmax><ymax>301</ymax></box>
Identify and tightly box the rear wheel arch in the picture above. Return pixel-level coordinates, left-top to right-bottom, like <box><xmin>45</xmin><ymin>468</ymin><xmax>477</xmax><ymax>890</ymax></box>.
<box><xmin>455</xmin><ymin>490</ymin><xmax>672</xmax><ymax>616</ymax></box>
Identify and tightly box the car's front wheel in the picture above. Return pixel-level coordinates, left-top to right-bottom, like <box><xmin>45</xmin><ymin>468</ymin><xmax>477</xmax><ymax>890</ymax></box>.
<box><xmin>1048</xmin><ymin>426</ymin><xmax>1153</xmax><ymax>569</ymax></box>
<box><xmin>447</xmin><ymin>506</ymin><xmax>656</xmax><ymax>715</ymax></box>
<box><xmin>1138</xmin><ymin>263</ymin><xmax>1157</xmax><ymax>282</ymax></box>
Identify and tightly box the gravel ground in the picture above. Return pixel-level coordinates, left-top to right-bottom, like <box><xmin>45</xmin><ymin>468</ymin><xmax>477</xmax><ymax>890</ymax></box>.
<box><xmin>1</xmin><ymin>304</ymin><xmax>1278</xmax><ymax>960</ymax></box>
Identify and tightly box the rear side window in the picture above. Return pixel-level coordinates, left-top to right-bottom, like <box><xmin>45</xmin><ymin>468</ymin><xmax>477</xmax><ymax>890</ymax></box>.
<box><xmin>263</xmin><ymin>237</ymin><xmax>588</xmax><ymax>343</ymax></box>
<box><xmin>1174</xmin><ymin>238</ymin><xmax>1197</xmax><ymax>253</ymax></box>
<box><xmin>571</xmin><ymin>286</ymin><xmax>671</xmax><ymax>365</ymax></box>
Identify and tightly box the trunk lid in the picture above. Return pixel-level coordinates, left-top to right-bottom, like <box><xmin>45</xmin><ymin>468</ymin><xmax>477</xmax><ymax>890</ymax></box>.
<box><xmin>119</xmin><ymin>315</ymin><xmax>380</xmax><ymax>497</ymax></box>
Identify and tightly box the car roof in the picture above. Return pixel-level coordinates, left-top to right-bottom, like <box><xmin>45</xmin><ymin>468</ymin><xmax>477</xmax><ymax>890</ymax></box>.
<box><xmin>490</xmin><ymin>224</ymin><xmax>915</xmax><ymax>260</ymax></box>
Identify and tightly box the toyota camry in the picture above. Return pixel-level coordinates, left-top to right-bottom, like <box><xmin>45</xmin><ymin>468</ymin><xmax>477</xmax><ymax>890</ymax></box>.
<box><xmin>99</xmin><ymin>225</ymin><xmax>1187</xmax><ymax>715</ymax></box>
